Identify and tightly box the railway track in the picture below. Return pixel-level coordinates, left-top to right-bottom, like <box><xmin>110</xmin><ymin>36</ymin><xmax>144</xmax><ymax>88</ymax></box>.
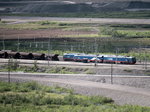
<box><xmin>0</xmin><ymin>58</ymin><xmax>149</xmax><ymax>68</ymax></box>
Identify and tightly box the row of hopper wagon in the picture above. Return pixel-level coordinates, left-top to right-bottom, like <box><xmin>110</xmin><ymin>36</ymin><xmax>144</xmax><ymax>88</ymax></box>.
<box><xmin>0</xmin><ymin>50</ymin><xmax>59</xmax><ymax>61</ymax></box>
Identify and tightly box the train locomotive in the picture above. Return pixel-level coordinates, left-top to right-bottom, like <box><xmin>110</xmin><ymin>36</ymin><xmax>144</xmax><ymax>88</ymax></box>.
<box><xmin>63</xmin><ymin>53</ymin><xmax>136</xmax><ymax>64</ymax></box>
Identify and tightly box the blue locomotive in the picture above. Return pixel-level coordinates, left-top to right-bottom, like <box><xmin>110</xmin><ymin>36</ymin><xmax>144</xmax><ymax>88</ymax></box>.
<box><xmin>98</xmin><ymin>55</ymin><xmax>136</xmax><ymax>64</ymax></box>
<box><xmin>63</xmin><ymin>53</ymin><xmax>85</xmax><ymax>61</ymax></box>
<box><xmin>63</xmin><ymin>53</ymin><xmax>136</xmax><ymax>64</ymax></box>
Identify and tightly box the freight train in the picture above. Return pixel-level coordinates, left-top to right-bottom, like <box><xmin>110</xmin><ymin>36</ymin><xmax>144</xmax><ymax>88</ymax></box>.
<box><xmin>0</xmin><ymin>50</ymin><xmax>59</xmax><ymax>61</ymax></box>
<box><xmin>63</xmin><ymin>53</ymin><xmax>136</xmax><ymax>64</ymax></box>
<box><xmin>0</xmin><ymin>50</ymin><xmax>136</xmax><ymax>64</ymax></box>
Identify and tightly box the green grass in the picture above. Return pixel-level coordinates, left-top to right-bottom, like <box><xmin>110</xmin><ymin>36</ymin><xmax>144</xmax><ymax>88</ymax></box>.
<box><xmin>63</xmin><ymin>27</ymin><xmax>96</xmax><ymax>32</ymax></box>
<box><xmin>110</xmin><ymin>24</ymin><xmax>150</xmax><ymax>29</ymax></box>
<box><xmin>0</xmin><ymin>63</ymin><xmax>91</xmax><ymax>74</ymax></box>
<box><xmin>116</xmin><ymin>30</ymin><xmax>150</xmax><ymax>38</ymax></box>
<box><xmin>0</xmin><ymin>81</ymin><xmax>150</xmax><ymax>112</ymax></box>
<box><xmin>63</xmin><ymin>34</ymin><xmax>110</xmax><ymax>38</ymax></box>
<box><xmin>0</xmin><ymin>21</ymin><xmax>71</xmax><ymax>30</ymax></box>
<box><xmin>99</xmin><ymin>26</ymin><xmax>150</xmax><ymax>38</ymax></box>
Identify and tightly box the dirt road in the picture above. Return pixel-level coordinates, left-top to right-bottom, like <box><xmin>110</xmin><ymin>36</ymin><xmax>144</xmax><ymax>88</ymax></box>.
<box><xmin>1</xmin><ymin>16</ymin><xmax>150</xmax><ymax>24</ymax></box>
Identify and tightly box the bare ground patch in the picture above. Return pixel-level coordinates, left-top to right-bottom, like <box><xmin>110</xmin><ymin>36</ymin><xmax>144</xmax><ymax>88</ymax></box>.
<box><xmin>0</xmin><ymin>28</ymin><xmax>95</xmax><ymax>39</ymax></box>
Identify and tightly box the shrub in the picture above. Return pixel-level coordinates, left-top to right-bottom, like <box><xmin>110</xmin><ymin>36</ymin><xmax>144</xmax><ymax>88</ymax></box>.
<box><xmin>63</xmin><ymin>94</ymin><xmax>82</xmax><ymax>105</ymax></box>
<box><xmin>99</xmin><ymin>26</ymin><xmax>128</xmax><ymax>38</ymax></box>
<box><xmin>99</xmin><ymin>26</ymin><xmax>115</xmax><ymax>35</ymax></box>
<box><xmin>33</xmin><ymin>60</ymin><xmax>38</xmax><ymax>72</ymax></box>
<box><xmin>0</xmin><ymin>82</ymin><xmax>11</xmax><ymax>92</ymax></box>
<box><xmin>0</xmin><ymin>94</ymin><xmax>29</xmax><ymax>105</ymax></box>
<box><xmin>7</xmin><ymin>59</ymin><xmax>19</xmax><ymax>71</ymax></box>
<box><xmin>21</xmin><ymin>82</ymin><xmax>41</xmax><ymax>91</ymax></box>
<box><xmin>112</xmin><ymin>30</ymin><xmax>127</xmax><ymax>38</ymax></box>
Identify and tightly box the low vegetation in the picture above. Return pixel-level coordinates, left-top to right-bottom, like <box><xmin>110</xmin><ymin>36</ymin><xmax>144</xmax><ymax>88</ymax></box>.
<box><xmin>0</xmin><ymin>81</ymin><xmax>150</xmax><ymax>112</ymax></box>
<box><xmin>99</xmin><ymin>26</ymin><xmax>150</xmax><ymax>38</ymax></box>
<box><xmin>0</xmin><ymin>61</ymin><xmax>92</xmax><ymax>74</ymax></box>
<box><xmin>0</xmin><ymin>21</ymin><xmax>71</xmax><ymax>30</ymax></box>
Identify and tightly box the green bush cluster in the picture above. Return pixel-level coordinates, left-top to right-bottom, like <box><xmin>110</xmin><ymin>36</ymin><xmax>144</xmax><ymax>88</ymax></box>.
<box><xmin>0</xmin><ymin>63</ymin><xmax>85</xmax><ymax>74</ymax></box>
<box><xmin>0</xmin><ymin>81</ymin><xmax>113</xmax><ymax>106</ymax></box>
<box><xmin>110</xmin><ymin>24</ymin><xmax>150</xmax><ymax>29</ymax></box>
<box><xmin>100</xmin><ymin>26</ymin><xmax>150</xmax><ymax>38</ymax></box>
<box><xmin>0</xmin><ymin>81</ymin><xmax>150</xmax><ymax>112</ymax></box>
<box><xmin>0</xmin><ymin>81</ymin><xmax>72</xmax><ymax>93</ymax></box>
<box><xmin>0</xmin><ymin>81</ymin><xmax>41</xmax><ymax>92</ymax></box>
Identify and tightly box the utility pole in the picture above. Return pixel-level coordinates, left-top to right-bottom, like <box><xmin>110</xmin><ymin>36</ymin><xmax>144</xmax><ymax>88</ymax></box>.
<box><xmin>82</xmin><ymin>40</ymin><xmax>85</xmax><ymax>53</ymax></box>
<box><xmin>138</xmin><ymin>40</ymin><xmax>141</xmax><ymax>63</ymax></box>
<box><xmin>116</xmin><ymin>48</ymin><xmax>119</xmax><ymax>64</ymax></box>
<box><xmin>94</xmin><ymin>38</ymin><xmax>98</xmax><ymax>67</ymax></box>
<box><xmin>8</xmin><ymin>58</ymin><xmax>11</xmax><ymax>83</ymax></box>
<box><xmin>34</xmin><ymin>36</ymin><xmax>35</xmax><ymax>47</ymax></box>
<box><xmin>110</xmin><ymin>64</ymin><xmax>113</xmax><ymax>84</ymax></box>
<box><xmin>48</xmin><ymin>37</ymin><xmax>50</xmax><ymax>66</ymax></box>
<box><xmin>2</xmin><ymin>36</ymin><xmax>5</xmax><ymax>50</ymax></box>
<box><xmin>29</xmin><ymin>40</ymin><xmax>31</xmax><ymax>48</ymax></box>
<box><xmin>34</xmin><ymin>36</ymin><xmax>37</xmax><ymax>48</ymax></box>
<box><xmin>144</xmin><ymin>51</ymin><xmax>147</xmax><ymax>70</ymax></box>
<box><xmin>64</xmin><ymin>40</ymin><xmax>67</xmax><ymax>51</ymax></box>
<box><xmin>41</xmin><ymin>41</ymin><xmax>43</xmax><ymax>49</ymax></box>
<box><xmin>71</xmin><ymin>45</ymin><xmax>73</xmax><ymax>51</ymax></box>
<box><xmin>17</xmin><ymin>36</ymin><xmax>20</xmax><ymax>52</ymax></box>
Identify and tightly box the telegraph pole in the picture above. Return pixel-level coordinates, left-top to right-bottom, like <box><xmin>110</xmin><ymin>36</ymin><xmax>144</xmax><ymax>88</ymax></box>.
<box><xmin>116</xmin><ymin>48</ymin><xmax>119</xmax><ymax>64</ymax></box>
<box><xmin>110</xmin><ymin>64</ymin><xmax>113</xmax><ymax>84</ymax></box>
<box><xmin>82</xmin><ymin>39</ymin><xmax>85</xmax><ymax>53</ymax></box>
<box><xmin>48</xmin><ymin>37</ymin><xmax>50</xmax><ymax>66</ymax></box>
<box><xmin>2</xmin><ymin>36</ymin><xmax>5</xmax><ymax>50</ymax></box>
<box><xmin>94</xmin><ymin>38</ymin><xmax>98</xmax><ymax>67</ymax></box>
<box><xmin>17</xmin><ymin>36</ymin><xmax>20</xmax><ymax>52</ymax></box>
<box><xmin>8</xmin><ymin>58</ymin><xmax>11</xmax><ymax>83</ymax></box>
<box><xmin>144</xmin><ymin>51</ymin><xmax>147</xmax><ymax>70</ymax></box>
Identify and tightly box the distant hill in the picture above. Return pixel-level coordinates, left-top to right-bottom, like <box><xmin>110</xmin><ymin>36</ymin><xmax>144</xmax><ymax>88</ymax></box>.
<box><xmin>0</xmin><ymin>0</ymin><xmax>150</xmax><ymax>2</ymax></box>
<box><xmin>0</xmin><ymin>0</ymin><xmax>150</xmax><ymax>15</ymax></box>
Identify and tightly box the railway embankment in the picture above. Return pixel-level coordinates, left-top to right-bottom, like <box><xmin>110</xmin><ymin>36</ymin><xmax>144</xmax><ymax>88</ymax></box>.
<box><xmin>0</xmin><ymin>72</ymin><xmax>150</xmax><ymax>89</ymax></box>
<box><xmin>0</xmin><ymin>72</ymin><xmax>150</xmax><ymax>106</ymax></box>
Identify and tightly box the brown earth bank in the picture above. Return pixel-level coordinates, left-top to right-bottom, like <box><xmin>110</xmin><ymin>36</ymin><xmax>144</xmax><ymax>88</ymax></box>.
<box><xmin>0</xmin><ymin>28</ymin><xmax>95</xmax><ymax>39</ymax></box>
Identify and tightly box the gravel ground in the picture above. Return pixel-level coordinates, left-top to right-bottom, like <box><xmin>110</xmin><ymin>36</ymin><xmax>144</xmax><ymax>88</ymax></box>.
<box><xmin>2</xmin><ymin>16</ymin><xmax>150</xmax><ymax>24</ymax></box>
<box><xmin>0</xmin><ymin>72</ymin><xmax>150</xmax><ymax>107</ymax></box>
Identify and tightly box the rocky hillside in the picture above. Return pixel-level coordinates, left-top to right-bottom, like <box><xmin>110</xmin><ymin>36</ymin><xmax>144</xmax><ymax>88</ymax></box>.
<box><xmin>0</xmin><ymin>0</ymin><xmax>150</xmax><ymax>14</ymax></box>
